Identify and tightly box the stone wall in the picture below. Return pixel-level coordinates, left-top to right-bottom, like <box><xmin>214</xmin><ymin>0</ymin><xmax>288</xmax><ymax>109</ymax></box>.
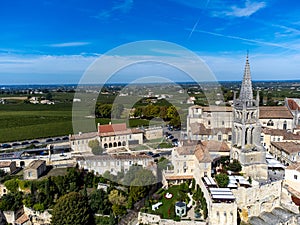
<box><xmin>232</xmin><ymin>180</ymin><xmax>282</xmax><ymax>221</ymax></box>
<box><xmin>137</xmin><ymin>212</ymin><xmax>206</xmax><ymax>225</ymax></box>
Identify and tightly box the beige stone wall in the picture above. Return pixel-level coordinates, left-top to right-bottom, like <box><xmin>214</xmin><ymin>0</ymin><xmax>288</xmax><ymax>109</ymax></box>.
<box><xmin>232</xmin><ymin>180</ymin><xmax>282</xmax><ymax>219</ymax></box>
<box><xmin>71</xmin><ymin>136</ymin><xmax>99</xmax><ymax>153</ymax></box>
<box><xmin>209</xmin><ymin>202</ymin><xmax>237</xmax><ymax>225</ymax></box>
<box><xmin>171</xmin><ymin>151</ymin><xmax>195</xmax><ymax>176</ymax></box>
<box><xmin>145</xmin><ymin>127</ymin><xmax>163</xmax><ymax>140</ymax></box>
<box><xmin>285</xmin><ymin>169</ymin><xmax>300</xmax><ymax>192</ymax></box>
<box><xmin>242</xmin><ymin>163</ymin><xmax>268</xmax><ymax>181</ymax></box>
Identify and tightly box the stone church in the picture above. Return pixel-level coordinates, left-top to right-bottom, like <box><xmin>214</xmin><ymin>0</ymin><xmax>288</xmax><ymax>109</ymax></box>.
<box><xmin>231</xmin><ymin>54</ymin><xmax>268</xmax><ymax>180</ymax></box>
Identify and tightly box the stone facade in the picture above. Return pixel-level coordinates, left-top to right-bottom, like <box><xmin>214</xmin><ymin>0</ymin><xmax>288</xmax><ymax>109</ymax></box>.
<box><xmin>70</xmin><ymin>123</ymin><xmax>144</xmax><ymax>152</ymax></box>
<box><xmin>162</xmin><ymin>141</ymin><xmax>212</xmax><ymax>186</ymax></box>
<box><xmin>259</xmin><ymin>106</ymin><xmax>294</xmax><ymax>130</ymax></box>
<box><xmin>269</xmin><ymin>142</ymin><xmax>300</xmax><ymax>166</ymax></box>
<box><xmin>70</xmin><ymin>132</ymin><xmax>99</xmax><ymax>154</ymax></box>
<box><xmin>77</xmin><ymin>154</ymin><xmax>154</xmax><ymax>176</ymax></box>
<box><xmin>23</xmin><ymin>160</ymin><xmax>46</xmax><ymax>180</ymax></box>
<box><xmin>144</xmin><ymin>126</ymin><xmax>163</xmax><ymax>140</ymax></box>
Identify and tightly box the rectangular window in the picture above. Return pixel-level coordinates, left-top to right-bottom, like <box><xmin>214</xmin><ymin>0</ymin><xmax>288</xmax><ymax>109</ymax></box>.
<box><xmin>294</xmin><ymin>175</ymin><xmax>298</xmax><ymax>180</ymax></box>
<box><xmin>218</xmin><ymin>135</ymin><xmax>222</xmax><ymax>141</ymax></box>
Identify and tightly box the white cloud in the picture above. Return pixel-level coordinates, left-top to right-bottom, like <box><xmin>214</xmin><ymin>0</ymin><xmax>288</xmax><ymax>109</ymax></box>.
<box><xmin>215</xmin><ymin>0</ymin><xmax>266</xmax><ymax>18</ymax></box>
<box><xmin>48</xmin><ymin>42</ymin><xmax>91</xmax><ymax>47</ymax></box>
<box><xmin>94</xmin><ymin>0</ymin><xmax>133</xmax><ymax>19</ymax></box>
<box><xmin>229</xmin><ymin>0</ymin><xmax>266</xmax><ymax>17</ymax></box>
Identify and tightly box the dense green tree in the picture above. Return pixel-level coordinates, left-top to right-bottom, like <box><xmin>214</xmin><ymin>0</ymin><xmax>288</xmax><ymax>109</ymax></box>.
<box><xmin>89</xmin><ymin>189</ymin><xmax>111</xmax><ymax>215</ymax></box>
<box><xmin>51</xmin><ymin>192</ymin><xmax>94</xmax><ymax>225</ymax></box>
<box><xmin>4</xmin><ymin>179</ymin><xmax>19</xmax><ymax>193</ymax></box>
<box><xmin>0</xmin><ymin>192</ymin><xmax>23</xmax><ymax>211</ymax></box>
<box><xmin>88</xmin><ymin>139</ymin><xmax>104</xmax><ymax>155</ymax></box>
<box><xmin>227</xmin><ymin>159</ymin><xmax>242</xmax><ymax>172</ymax></box>
<box><xmin>215</xmin><ymin>173</ymin><xmax>229</xmax><ymax>188</ymax></box>
<box><xmin>108</xmin><ymin>190</ymin><xmax>126</xmax><ymax>206</ymax></box>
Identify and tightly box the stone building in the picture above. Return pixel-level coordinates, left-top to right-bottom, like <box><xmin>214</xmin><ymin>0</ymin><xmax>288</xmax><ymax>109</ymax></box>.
<box><xmin>0</xmin><ymin>161</ymin><xmax>17</xmax><ymax>174</ymax></box>
<box><xmin>230</xmin><ymin>54</ymin><xmax>268</xmax><ymax>180</ymax></box>
<box><xmin>23</xmin><ymin>160</ymin><xmax>46</xmax><ymax>180</ymax></box>
<box><xmin>162</xmin><ymin>141</ymin><xmax>212</xmax><ymax>186</ymax></box>
<box><xmin>259</xmin><ymin>106</ymin><xmax>294</xmax><ymax>130</ymax></box>
<box><xmin>70</xmin><ymin>132</ymin><xmax>99</xmax><ymax>154</ymax></box>
<box><xmin>269</xmin><ymin>142</ymin><xmax>300</xmax><ymax>166</ymax></box>
<box><xmin>98</xmin><ymin>123</ymin><xmax>143</xmax><ymax>149</ymax></box>
<box><xmin>77</xmin><ymin>154</ymin><xmax>154</xmax><ymax>176</ymax></box>
<box><xmin>143</xmin><ymin>126</ymin><xmax>163</xmax><ymax>140</ymax></box>
<box><xmin>261</xmin><ymin>128</ymin><xmax>300</xmax><ymax>151</ymax></box>
<box><xmin>70</xmin><ymin>123</ymin><xmax>144</xmax><ymax>153</ymax></box>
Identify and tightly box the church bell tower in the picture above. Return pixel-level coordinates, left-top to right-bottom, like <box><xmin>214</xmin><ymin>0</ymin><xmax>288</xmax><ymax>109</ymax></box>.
<box><xmin>231</xmin><ymin>54</ymin><xmax>268</xmax><ymax>181</ymax></box>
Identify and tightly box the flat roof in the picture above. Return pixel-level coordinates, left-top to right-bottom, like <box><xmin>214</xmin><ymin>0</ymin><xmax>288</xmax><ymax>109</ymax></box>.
<box><xmin>212</xmin><ymin>194</ymin><xmax>235</xmax><ymax>200</ymax></box>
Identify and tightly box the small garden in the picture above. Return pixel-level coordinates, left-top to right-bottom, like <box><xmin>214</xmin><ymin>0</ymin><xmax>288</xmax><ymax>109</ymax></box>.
<box><xmin>142</xmin><ymin>183</ymin><xmax>189</xmax><ymax>220</ymax></box>
<box><xmin>142</xmin><ymin>179</ymin><xmax>208</xmax><ymax>221</ymax></box>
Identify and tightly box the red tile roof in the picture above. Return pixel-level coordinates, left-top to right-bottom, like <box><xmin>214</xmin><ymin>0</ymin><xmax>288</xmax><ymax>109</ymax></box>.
<box><xmin>287</xmin><ymin>99</ymin><xmax>300</xmax><ymax>111</ymax></box>
<box><xmin>98</xmin><ymin>123</ymin><xmax>127</xmax><ymax>133</ymax></box>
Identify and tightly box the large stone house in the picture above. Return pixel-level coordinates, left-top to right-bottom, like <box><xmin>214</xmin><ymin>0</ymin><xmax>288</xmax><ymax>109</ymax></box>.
<box><xmin>162</xmin><ymin>140</ymin><xmax>212</xmax><ymax>186</ymax></box>
<box><xmin>70</xmin><ymin>123</ymin><xmax>144</xmax><ymax>153</ymax></box>
<box><xmin>259</xmin><ymin>106</ymin><xmax>294</xmax><ymax>130</ymax></box>
<box><xmin>98</xmin><ymin>123</ymin><xmax>143</xmax><ymax>149</ymax></box>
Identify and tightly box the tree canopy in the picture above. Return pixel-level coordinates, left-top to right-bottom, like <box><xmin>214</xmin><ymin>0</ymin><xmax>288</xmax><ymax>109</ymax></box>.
<box><xmin>51</xmin><ymin>192</ymin><xmax>94</xmax><ymax>225</ymax></box>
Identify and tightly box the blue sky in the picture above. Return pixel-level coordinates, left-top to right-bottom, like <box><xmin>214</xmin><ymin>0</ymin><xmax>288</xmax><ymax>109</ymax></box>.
<box><xmin>1</xmin><ymin>0</ymin><xmax>300</xmax><ymax>84</ymax></box>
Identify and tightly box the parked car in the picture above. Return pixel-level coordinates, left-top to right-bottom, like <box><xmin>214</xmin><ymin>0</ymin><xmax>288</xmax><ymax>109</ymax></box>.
<box><xmin>62</xmin><ymin>136</ymin><xmax>69</xmax><ymax>140</ymax></box>
<box><xmin>46</xmin><ymin>138</ymin><xmax>53</xmax><ymax>142</ymax></box>
<box><xmin>21</xmin><ymin>141</ymin><xmax>29</xmax><ymax>145</ymax></box>
<box><xmin>2</xmin><ymin>143</ymin><xmax>11</xmax><ymax>148</ymax></box>
<box><xmin>30</xmin><ymin>140</ymin><xmax>39</xmax><ymax>144</ymax></box>
<box><xmin>12</xmin><ymin>142</ymin><xmax>21</xmax><ymax>146</ymax></box>
<box><xmin>167</xmin><ymin>135</ymin><xmax>174</xmax><ymax>139</ymax></box>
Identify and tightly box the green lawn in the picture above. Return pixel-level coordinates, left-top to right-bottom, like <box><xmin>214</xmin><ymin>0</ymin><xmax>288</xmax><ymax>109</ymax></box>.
<box><xmin>151</xmin><ymin>185</ymin><xmax>189</xmax><ymax>219</ymax></box>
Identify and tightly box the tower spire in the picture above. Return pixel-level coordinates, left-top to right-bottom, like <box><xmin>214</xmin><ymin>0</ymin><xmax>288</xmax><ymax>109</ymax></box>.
<box><xmin>239</xmin><ymin>52</ymin><xmax>253</xmax><ymax>101</ymax></box>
